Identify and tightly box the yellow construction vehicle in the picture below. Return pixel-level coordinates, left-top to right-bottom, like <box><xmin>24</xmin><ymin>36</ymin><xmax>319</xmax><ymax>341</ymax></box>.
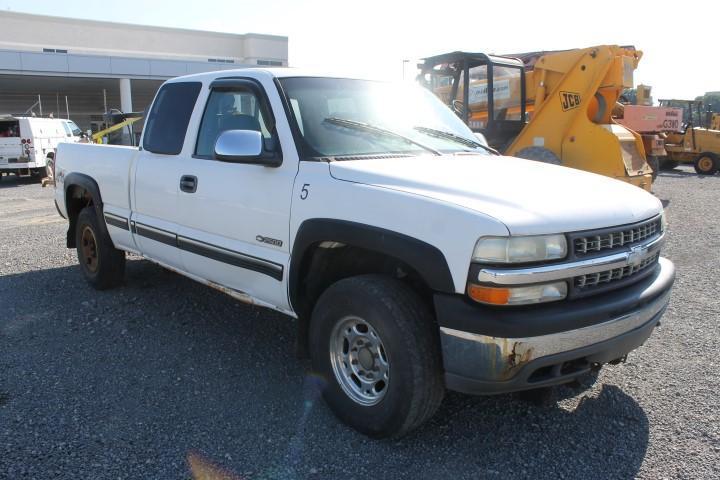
<box><xmin>658</xmin><ymin>99</ymin><xmax>720</xmax><ymax>175</ymax></box>
<box><xmin>418</xmin><ymin>45</ymin><xmax>654</xmax><ymax>191</ymax></box>
<box><xmin>711</xmin><ymin>113</ymin><xmax>720</xmax><ymax>131</ymax></box>
<box><xmin>613</xmin><ymin>84</ymin><xmax>684</xmax><ymax>179</ymax></box>
<box><xmin>91</xmin><ymin>110</ymin><xmax>143</xmax><ymax>146</ymax></box>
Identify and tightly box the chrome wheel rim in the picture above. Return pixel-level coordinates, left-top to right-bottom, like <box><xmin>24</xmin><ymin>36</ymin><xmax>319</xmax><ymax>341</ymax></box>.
<box><xmin>329</xmin><ymin>316</ymin><xmax>389</xmax><ymax>406</ymax></box>
<box><xmin>80</xmin><ymin>226</ymin><xmax>99</xmax><ymax>273</ymax></box>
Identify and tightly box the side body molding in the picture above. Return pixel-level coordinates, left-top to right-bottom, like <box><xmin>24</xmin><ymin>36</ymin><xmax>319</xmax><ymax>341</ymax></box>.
<box><xmin>289</xmin><ymin>218</ymin><xmax>456</xmax><ymax>308</ymax></box>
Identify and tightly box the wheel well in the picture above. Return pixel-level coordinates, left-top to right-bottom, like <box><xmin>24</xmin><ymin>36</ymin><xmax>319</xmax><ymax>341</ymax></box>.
<box><xmin>65</xmin><ymin>185</ymin><xmax>94</xmax><ymax>248</ymax></box>
<box><xmin>292</xmin><ymin>242</ymin><xmax>435</xmax><ymax>357</ymax></box>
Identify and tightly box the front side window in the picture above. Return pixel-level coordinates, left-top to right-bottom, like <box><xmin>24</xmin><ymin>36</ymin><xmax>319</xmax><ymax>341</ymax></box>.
<box><xmin>142</xmin><ymin>82</ymin><xmax>202</xmax><ymax>155</ymax></box>
<box><xmin>195</xmin><ymin>89</ymin><xmax>271</xmax><ymax>158</ymax></box>
<box><xmin>278</xmin><ymin>77</ymin><xmax>488</xmax><ymax>158</ymax></box>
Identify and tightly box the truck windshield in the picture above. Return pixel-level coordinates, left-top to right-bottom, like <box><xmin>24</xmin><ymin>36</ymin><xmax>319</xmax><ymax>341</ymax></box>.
<box><xmin>67</xmin><ymin>121</ymin><xmax>82</xmax><ymax>137</ymax></box>
<box><xmin>278</xmin><ymin>77</ymin><xmax>490</xmax><ymax>158</ymax></box>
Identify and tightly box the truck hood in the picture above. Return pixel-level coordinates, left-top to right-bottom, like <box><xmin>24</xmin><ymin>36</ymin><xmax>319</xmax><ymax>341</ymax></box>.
<box><xmin>329</xmin><ymin>154</ymin><xmax>662</xmax><ymax>235</ymax></box>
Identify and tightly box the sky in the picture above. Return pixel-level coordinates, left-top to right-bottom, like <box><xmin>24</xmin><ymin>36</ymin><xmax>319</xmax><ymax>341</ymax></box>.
<box><xmin>2</xmin><ymin>0</ymin><xmax>718</xmax><ymax>100</ymax></box>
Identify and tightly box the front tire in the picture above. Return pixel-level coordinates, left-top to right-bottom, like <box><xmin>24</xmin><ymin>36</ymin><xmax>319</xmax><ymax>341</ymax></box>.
<box><xmin>694</xmin><ymin>152</ymin><xmax>718</xmax><ymax>175</ymax></box>
<box><xmin>75</xmin><ymin>207</ymin><xmax>126</xmax><ymax>289</ymax></box>
<box><xmin>309</xmin><ymin>275</ymin><xmax>445</xmax><ymax>438</ymax></box>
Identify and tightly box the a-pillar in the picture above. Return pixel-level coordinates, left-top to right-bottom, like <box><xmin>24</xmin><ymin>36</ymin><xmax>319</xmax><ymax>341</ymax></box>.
<box><xmin>119</xmin><ymin>78</ymin><xmax>133</xmax><ymax>113</ymax></box>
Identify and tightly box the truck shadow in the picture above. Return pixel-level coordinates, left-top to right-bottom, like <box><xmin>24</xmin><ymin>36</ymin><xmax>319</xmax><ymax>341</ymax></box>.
<box><xmin>0</xmin><ymin>174</ymin><xmax>43</xmax><ymax>189</ymax></box>
<box><xmin>0</xmin><ymin>258</ymin><xmax>649</xmax><ymax>479</ymax></box>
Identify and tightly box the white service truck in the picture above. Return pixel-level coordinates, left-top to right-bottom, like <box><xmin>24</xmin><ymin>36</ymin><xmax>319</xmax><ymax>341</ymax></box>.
<box><xmin>0</xmin><ymin>115</ymin><xmax>81</xmax><ymax>180</ymax></box>
<box><xmin>54</xmin><ymin>69</ymin><xmax>675</xmax><ymax>438</ymax></box>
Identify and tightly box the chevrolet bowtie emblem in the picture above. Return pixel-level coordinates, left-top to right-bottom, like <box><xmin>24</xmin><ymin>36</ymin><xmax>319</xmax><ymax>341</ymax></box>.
<box><xmin>627</xmin><ymin>244</ymin><xmax>649</xmax><ymax>266</ymax></box>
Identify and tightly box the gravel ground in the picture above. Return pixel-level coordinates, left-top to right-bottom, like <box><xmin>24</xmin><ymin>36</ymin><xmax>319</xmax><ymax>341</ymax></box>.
<box><xmin>0</xmin><ymin>168</ymin><xmax>718</xmax><ymax>479</ymax></box>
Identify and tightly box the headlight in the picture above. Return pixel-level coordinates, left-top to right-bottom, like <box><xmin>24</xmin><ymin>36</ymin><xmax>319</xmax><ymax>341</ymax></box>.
<box><xmin>660</xmin><ymin>210</ymin><xmax>667</xmax><ymax>232</ymax></box>
<box><xmin>472</xmin><ymin>234</ymin><xmax>567</xmax><ymax>263</ymax></box>
<box><xmin>467</xmin><ymin>281</ymin><xmax>567</xmax><ymax>306</ymax></box>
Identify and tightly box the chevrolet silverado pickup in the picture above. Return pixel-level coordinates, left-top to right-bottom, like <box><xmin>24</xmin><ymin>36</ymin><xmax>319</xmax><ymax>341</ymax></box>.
<box><xmin>54</xmin><ymin>69</ymin><xmax>675</xmax><ymax>438</ymax></box>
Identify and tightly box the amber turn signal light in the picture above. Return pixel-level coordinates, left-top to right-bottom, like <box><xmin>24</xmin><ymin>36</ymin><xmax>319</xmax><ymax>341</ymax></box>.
<box><xmin>467</xmin><ymin>284</ymin><xmax>511</xmax><ymax>305</ymax></box>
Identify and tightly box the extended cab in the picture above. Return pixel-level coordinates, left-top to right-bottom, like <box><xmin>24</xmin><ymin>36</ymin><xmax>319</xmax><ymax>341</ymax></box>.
<box><xmin>54</xmin><ymin>69</ymin><xmax>675</xmax><ymax>438</ymax></box>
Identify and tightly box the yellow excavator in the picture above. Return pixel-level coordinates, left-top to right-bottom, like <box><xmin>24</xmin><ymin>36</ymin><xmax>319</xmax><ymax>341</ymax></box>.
<box><xmin>418</xmin><ymin>45</ymin><xmax>654</xmax><ymax>191</ymax></box>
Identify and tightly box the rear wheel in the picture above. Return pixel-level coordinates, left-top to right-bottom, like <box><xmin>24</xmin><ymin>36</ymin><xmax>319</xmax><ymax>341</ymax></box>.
<box><xmin>694</xmin><ymin>152</ymin><xmax>718</xmax><ymax>175</ymax></box>
<box><xmin>75</xmin><ymin>207</ymin><xmax>126</xmax><ymax>289</ymax></box>
<box><xmin>309</xmin><ymin>275</ymin><xmax>444</xmax><ymax>438</ymax></box>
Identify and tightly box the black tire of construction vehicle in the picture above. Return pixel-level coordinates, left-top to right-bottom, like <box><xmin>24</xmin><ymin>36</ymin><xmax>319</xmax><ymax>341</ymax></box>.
<box><xmin>647</xmin><ymin>155</ymin><xmax>659</xmax><ymax>181</ymax></box>
<box><xmin>693</xmin><ymin>152</ymin><xmax>719</xmax><ymax>175</ymax></box>
<box><xmin>309</xmin><ymin>274</ymin><xmax>445</xmax><ymax>439</ymax></box>
<box><xmin>75</xmin><ymin>207</ymin><xmax>125</xmax><ymax>290</ymax></box>
<box><xmin>659</xmin><ymin>159</ymin><xmax>680</xmax><ymax>171</ymax></box>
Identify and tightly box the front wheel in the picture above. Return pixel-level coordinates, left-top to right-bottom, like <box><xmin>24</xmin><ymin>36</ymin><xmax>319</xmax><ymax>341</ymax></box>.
<box><xmin>309</xmin><ymin>275</ymin><xmax>445</xmax><ymax>438</ymax></box>
<box><xmin>694</xmin><ymin>152</ymin><xmax>718</xmax><ymax>175</ymax></box>
<box><xmin>75</xmin><ymin>207</ymin><xmax>126</xmax><ymax>289</ymax></box>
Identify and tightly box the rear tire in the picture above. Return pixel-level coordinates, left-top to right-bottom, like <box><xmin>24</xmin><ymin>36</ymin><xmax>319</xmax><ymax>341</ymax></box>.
<box><xmin>75</xmin><ymin>207</ymin><xmax>126</xmax><ymax>290</ymax></box>
<box><xmin>309</xmin><ymin>274</ymin><xmax>445</xmax><ymax>438</ymax></box>
<box><xmin>693</xmin><ymin>152</ymin><xmax>718</xmax><ymax>175</ymax></box>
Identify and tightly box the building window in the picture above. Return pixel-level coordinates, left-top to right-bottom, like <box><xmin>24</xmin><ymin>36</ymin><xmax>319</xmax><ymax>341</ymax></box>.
<box><xmin>257</xmin><ymin>60</ymin><xmax>283</xmax><ymax>67</ymax></box>
<box><xmin>207</xmin><ymin>58</ymin><xmax>235</xmax><ymax>64</ymax></box>
<box><xmin>43</xmin><ymin>48</ymin><xmax>68</xmax><ymax>54</ymax></box>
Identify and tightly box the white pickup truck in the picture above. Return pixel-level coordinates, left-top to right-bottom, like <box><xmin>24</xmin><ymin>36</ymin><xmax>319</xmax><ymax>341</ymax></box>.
<box><xmin>54</xmin><ymin>69</ymin><xmax>675</xmax><ymax>438</ymax></box>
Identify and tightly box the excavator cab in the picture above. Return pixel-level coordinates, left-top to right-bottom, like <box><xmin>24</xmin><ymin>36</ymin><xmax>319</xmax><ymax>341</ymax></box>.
<box><xmin>418</xmin><ymin>52</ymin><xmax>526</xmax><ymax>149</ymax></box>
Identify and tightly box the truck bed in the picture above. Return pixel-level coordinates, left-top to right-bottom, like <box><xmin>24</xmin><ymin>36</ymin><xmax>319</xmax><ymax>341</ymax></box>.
<box><xmin>55</xmin><ymin>143</ymin><xmax>139</xmax><ymax>218</ymax></box>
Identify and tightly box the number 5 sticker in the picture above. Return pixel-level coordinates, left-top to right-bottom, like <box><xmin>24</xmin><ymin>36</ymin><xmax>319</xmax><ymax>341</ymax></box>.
<box><xmin>300</xmin><ymin>184</ymin><xmax>310</xmax><ymax>200</ymax></box>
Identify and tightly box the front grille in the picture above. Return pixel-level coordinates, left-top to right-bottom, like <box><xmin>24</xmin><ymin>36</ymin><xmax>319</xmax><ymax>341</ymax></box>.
<box><xmin>573</xmin><ymin>217</ymin><xmax>661</xmax><ymax>256</ymax></box>
<box><xmin>574</xmin><ymin>253</ymin><xmax>659</xmax><ymax>290</ymax></box>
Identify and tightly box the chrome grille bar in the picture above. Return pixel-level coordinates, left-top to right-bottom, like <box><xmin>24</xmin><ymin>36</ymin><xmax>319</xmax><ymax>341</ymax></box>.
<box><xmin>574</xmin><ymin>217</ymin><xmax>661</xmax><ymax>255</ymax></box>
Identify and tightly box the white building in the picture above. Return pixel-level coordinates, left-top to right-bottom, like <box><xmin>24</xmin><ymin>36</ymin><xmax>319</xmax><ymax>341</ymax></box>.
<box><xmin>0</xmin><ymin>11</ymin><xmax>288</xmax><ymax>131</ymax></box>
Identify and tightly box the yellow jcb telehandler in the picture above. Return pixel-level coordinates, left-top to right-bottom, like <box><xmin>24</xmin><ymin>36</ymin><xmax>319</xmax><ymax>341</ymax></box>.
<box><xmin>418</xmin><ymin>45</ymin><xmax>654</xmax><ymax>191</ymax></box>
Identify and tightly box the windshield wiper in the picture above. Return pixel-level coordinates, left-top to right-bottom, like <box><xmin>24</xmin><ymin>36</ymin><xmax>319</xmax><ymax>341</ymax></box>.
<box><xmin>324</xmin><ymin>117</ymin><xmax>442</xmax><ymax>156</ymax></box>
<box><xmin>413</xmin><ymin>126</ymin><xmax>500</xmax><ymax>155</ymax></box>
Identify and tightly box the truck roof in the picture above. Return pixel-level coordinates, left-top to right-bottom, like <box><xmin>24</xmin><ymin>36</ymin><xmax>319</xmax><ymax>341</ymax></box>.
<box><xmin>165</xmin><ymin>67</ymin><xmax>387</xmax><ymax>84</ymax></box>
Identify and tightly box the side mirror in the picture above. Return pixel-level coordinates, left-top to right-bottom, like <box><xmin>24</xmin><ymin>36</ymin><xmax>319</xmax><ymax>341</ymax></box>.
<box><xmin>213</xmin><ymin>129</ymin><xmax>282</xmax><ymax>167</ymax></box>
<box><xmin>214</xmin><ymin>130</ymin><xmax>263</xmax><ymax>161</ymax></box>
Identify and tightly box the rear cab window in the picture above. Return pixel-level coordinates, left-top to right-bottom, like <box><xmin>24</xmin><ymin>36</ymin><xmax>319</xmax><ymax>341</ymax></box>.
<box><xmin>142</xmin><ymin>82</ymin><xmax>202</xmax><ymax>155</ymax></box>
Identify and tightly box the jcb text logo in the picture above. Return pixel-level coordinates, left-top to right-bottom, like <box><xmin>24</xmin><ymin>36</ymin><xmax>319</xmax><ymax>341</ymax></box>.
<box><xmin>560</xmin><ymin>91</ymin><xmax>581</xmax><ymax>111</ymax></box>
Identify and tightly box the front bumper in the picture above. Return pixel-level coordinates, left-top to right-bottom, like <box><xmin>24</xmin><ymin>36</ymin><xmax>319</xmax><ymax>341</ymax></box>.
<box><xmin>0</xmin><ymin>161</ymin><xmax>39</xmax><ymax>171</ymax></box>
<box><xmin>437</xmin><ymin>257</ymin><xmax>675</xmax><ymax>395</ymax></box>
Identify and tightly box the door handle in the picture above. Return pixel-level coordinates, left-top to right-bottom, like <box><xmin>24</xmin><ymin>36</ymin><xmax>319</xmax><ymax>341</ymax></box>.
<box><xmin>180</xmin><ymin>175</ymin><xmax>197</xmax><ymax>193</ymax></box>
